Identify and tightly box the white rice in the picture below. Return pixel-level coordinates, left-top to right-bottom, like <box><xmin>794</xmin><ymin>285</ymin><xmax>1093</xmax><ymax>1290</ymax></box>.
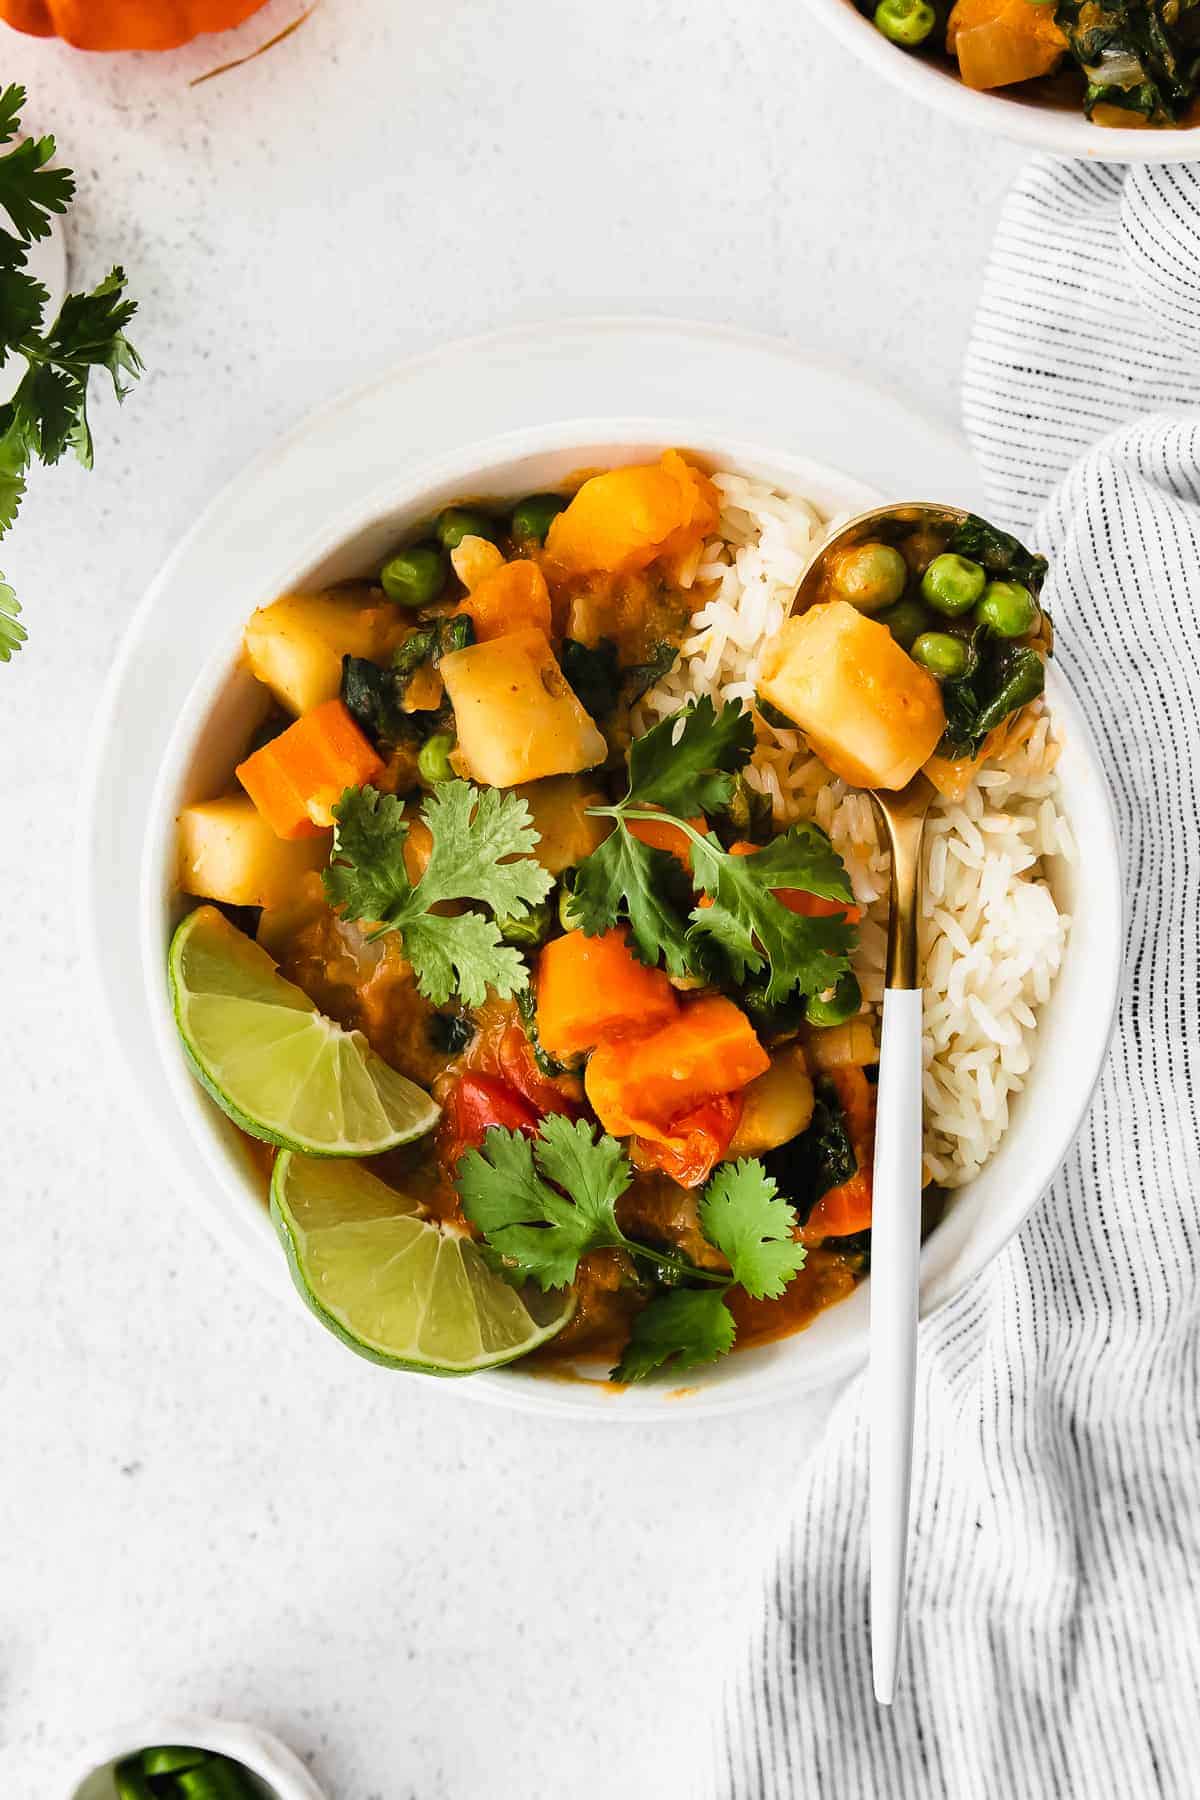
<box><xmin>637</xmin><ymin>471</ymin><xmax>1072</xmax><ymax>1188</ymax></box>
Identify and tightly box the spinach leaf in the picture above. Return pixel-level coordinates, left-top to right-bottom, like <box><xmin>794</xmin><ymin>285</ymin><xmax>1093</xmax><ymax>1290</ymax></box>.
<box><xmin>623</xmin><ymin>640</ymin><xmax>678</xmax><ymax>704</ymax></box>
<box><xmin>947</xmin><ymin>514</ymin><xmax>1047</xmax><ymax>596</ymax></box>
<box><xmin>763</xmin><ymin>1077</ymin><xmax>856</xmax><ymax>1227</ymax></box>
<box><xmin>1055</xmin><ymin>0</ymin><xmax>1200</xmax><ymax>122</ymax></box>
<box><xmin>342</xmin><ymin>617</ymin><xmax>475</xmax><ymax>750</ymax></box>
<box><xmin>515</xmin><ymin>983</ymin><xmax>570</xmax><ymax>1078</ymax></box>
<box><xmin>939</xmin><ymin>638</ymin><xmax>1046</xmax><ymax>760</ymax></box>
<box><xmin>429</xmin><ymin>1011</ymin><xmax>475</xmax><ymax>1055</ymax></box>
<box><xmin>561</xmin><ymin>637</ymin><xmax>621</xmax><ymax>720</ymax></box>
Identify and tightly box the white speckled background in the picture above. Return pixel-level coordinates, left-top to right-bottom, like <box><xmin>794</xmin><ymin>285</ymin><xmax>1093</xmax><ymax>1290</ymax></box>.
<box><xmin>0</xmin><ymin>4</ymin><xmax>1021</xmax><ymax>1795</ymax></box>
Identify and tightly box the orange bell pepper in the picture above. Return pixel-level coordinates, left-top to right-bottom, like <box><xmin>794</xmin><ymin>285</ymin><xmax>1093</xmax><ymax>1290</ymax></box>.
<box><xmin>585</xmin><ymin>994</ymin><xmax>769</xmax><ymax>1135</ymax></box>
<box><xmin>236</xmin><ymin>699</ymin><xmax>383</xmax><ymax>841</ymax></box>
<box><xmin>459</xmin><ymin>559</ymin><xmax>552</xmax><ymax>643</ymax></box>
<box><xmin>803</xmin><ymin>1066</ymin><xmax>876</xmax><ymax>1238</ymax></box>
<box><xmin>536</xmin><ymin>928</ymin><xmax>679</xmax><ymax>1058</ymax></box>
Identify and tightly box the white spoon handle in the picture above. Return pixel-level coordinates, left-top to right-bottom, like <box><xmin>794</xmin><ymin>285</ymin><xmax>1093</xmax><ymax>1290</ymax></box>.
<box><xmin>869</xmin><ymin>985</ymin><xmax>924</xmax><ymax>1706</ymax></box>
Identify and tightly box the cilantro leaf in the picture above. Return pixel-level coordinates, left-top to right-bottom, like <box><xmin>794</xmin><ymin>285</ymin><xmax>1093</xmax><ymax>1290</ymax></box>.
<box><xmin>325</xmin><ymin>781</ymin><xmax>554</xmax><ymax>1006</ymax></box>
<box><xmin>0</xmin><ymin>418</ymin><xmax>28</xmax><ymax>537</ymax></box>
<box><xmin>612</xmin><ymin>1287</ymin><xmax>736</xmax><ymax>1383</ymax></box>
<box><xmin>0</xmin><ymin>105</ymin><xmax>74</xmax><ymax>243</ymax></box>
<box><xmin>457</xmin><ymin>1116</ymin><xmax>632</xmax><ymax>1290</ymax></box>
<box><xmin>0</xmin><ymin>571</ymin><xmax>23</xmax><ymax>662</ymax></box>
<box><xmin>625</xmin><ymin>696</ymin><xmax>754</xmax><ymax>817</ymax></box>
<box><xmin>697</xmin><ymin>1159</ymin><xmax>807</xmax><ymax>1300</ymax></box>
<box><xmin>569</xmin><ymin>822</ymin><xmax>697</xmax><ymax>974</ymax></box>
<box><xmin>688</xmin><ymin>823</ymin><xmax>855</xmax><ymax>1004</ymax></box>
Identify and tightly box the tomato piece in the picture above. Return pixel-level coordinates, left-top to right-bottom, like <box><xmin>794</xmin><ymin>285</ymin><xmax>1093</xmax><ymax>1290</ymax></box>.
<box><xmin>630</xmin><ymin>1092</ymin><xmax>743</xmax><ymax>1189</ymax></box>
<box><xmin>497</xmin><ymin>1026</ymin><xmax>580</xmax><ymax>1120</ymax></box>
<box><xmin>442</xmin><ymin>1073</ymin><xmax>540</xmax><ymax>1168</ymax></box>
<box><xmin>803</xmin><ymin>1067</ymin><xmax>876</xmax><ymax>1238</ymax></box>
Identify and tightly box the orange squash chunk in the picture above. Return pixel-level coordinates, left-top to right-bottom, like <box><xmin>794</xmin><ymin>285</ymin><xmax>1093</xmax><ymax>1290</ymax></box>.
<box><xmin>236</xmin><ymin>699</ymin><xmax>382</xmax><ymax>840</ymax></box>
<box><xmin>545</xmin><ymin>450</ymin><xmax>719</xmax><ymax>576</ymax></box>
<box><xmin>459</xmin><ymin>559</ymin><xmax>552</xmax><ymax>643</ymax></box>
<box><xmin>585</xmin><ymin>994</ymin><xmax>769</xmax><ymax>1135</ymax></box>
<box><xmin>536</xmin><ymin>928</ymin><xmax>679</xmax><ymax>1058</ymax></box>
<box><xmin>948</xmin><ymin>0</ymin><xmax>1066</xmax><ymax>88</ymax></box>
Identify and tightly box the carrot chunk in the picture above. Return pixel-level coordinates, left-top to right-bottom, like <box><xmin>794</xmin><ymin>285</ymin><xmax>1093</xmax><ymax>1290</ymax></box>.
<box><xmin>236</xmin><ymin>699</ymin><xmax>383</xmax><ymax>841</ymax></box>
<box><xmin>585</xmin><ymin>994</ymin><xmax>769</xmax><ymax>1135</ymax></box>
<box><xmin>536</xmin><ymin>928</ymin><xmax>679</xmax><ymax>1058</ymax></box>
<box><xmin>459</xmin><ymin>559</ymin><xmax>552</xmax><ymax>643</ymax></box>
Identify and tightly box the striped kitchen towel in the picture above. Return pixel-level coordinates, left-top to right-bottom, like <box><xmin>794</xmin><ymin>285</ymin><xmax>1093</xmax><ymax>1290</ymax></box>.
<box><xmin>715</xmin><ymin>160</ymin><xmax>1200</xmax><ymax>1799</ymax></box>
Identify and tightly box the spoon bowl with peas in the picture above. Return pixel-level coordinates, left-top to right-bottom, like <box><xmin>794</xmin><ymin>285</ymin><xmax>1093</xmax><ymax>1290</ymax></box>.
<box><xmin>782</xmin><ymin>501</ymin><xmax>1047</xmax><ymax>1705</ymax></box>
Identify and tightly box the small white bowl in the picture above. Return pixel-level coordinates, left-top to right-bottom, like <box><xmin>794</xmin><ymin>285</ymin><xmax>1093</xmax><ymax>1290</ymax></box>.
<box><xmin>806</xmin><ymin>0</ymin><xmax>1200</xmax><ymax>161</ymax></box>
<box><xmin>65</xmin><ymin>1715</ymin><xmax>327</xmax><ymax>1800</ymax></box>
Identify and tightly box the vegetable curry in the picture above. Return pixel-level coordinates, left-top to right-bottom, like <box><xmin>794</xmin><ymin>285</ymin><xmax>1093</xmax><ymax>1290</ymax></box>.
<box><xmin>173</xmin><ymin>452</ymin><xmax>1041</xmax><ymax>1382</ymax></box>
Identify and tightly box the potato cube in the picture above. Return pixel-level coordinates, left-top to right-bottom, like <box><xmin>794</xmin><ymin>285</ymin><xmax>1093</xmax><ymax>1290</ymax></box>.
<box><xmin>758</xmin><ymin>601</ymin><xmax>945</xmax><ymax>790</ymax></box>
<box><xmin>515</xmin><ymin>774</ymin><xmax>611</xmax><ymax>875</ymax></box>
<box><xmin>440</xmin><ymin>628</ymin><xmax>607</xmax><ymax>788</ymax></box>
<box><xmin>178</xmin><ymin>794</ymin><xmax>331</xmax><ymax>910</ymax></box>
<box><xmin>244</xmin><ymin>590</ymin><xmax>398</xmax><ymax>716</ymax></box>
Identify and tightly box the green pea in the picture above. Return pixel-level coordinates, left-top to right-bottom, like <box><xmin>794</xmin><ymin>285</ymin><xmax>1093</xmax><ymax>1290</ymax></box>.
<box><xmin>495</xmin><ymin>898</ymin><xmax>552</xmax><ymax>948</ymax></box>
<box><xmin>417</xmin><ymin>732</ymin><xmax>456</xmax><ymax>785</ymax></box>
<box><xmin>380</xmin><ymin>544</ymin><xmax>447</xmax><ymax>609</ymax></box>
<box><xmin>912</xmin><ymin>631</ymin><xmax>970</xmax><ymax>679</ymax></box>
<box><xmin>873</xmin><ymin>0</ymin><xmax>936</xmax><ymax>43</ymax></box>
<box><xmin>511</xmin><ymin>493</ymin><xmax>566</xmax><ymax>546</ymax></box>
<box><xmin>174</xmin><ymin>1758</ymin><xmax>258</xmax><ymax>1800</ymax></box>
<box><xmin>435</xmin><ymin>506</ymin><xmax>499</xmax><ymax>551</ymax></box>
<box><xmin>806</xmin><ymin>971</ymin><xmax>863</xmax><ymax>1029</ymax></box>
<box><xmin>829</xmin><ymin>541</ymin><xmax>909</xmax><ymax>612</ymax></box>
<box><xmin>877</xmin><ymin>598</ymin><xmax>932</xmax><ymax>651</ymax></box>
<box><xmin>976</xmin><ymin>579</ymin><xmax>1038</xmax><ymax>639</ymax></box>
<box><xmin>920</xmin><ymin>553</ymin><xmax>986</xmax><ymax>617</ymax></box>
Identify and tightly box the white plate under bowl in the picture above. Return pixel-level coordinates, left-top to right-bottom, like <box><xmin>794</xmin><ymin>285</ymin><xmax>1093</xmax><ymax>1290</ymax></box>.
<box><xmin>808</xmin><ymin>0</ymin><xmax>1200</xmax><ymax>162</ymax></box>
<box><xmin>80</xmin><ymin>319</ymin><xmax>1121</xmax><ymax>1420</ymax></box>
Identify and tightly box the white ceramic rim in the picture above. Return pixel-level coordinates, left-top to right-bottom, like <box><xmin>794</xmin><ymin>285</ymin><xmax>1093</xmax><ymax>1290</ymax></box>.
<box><xmin>79</xmin><ymin>318</ymin><xmax>1122</xmax><ymax>1422</ymax></box>
<box><xmin>806</xmin><ymin>0</ymin><xmax>1200</xmax><ymax>160</ymax></box>
<box><xmin>64</xmin><ymin>1713</ymin><xmax>327</xmax><ymax>1800</ymax></box>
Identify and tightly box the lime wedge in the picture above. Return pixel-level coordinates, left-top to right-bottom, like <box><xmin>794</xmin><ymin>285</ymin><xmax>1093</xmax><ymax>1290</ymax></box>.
<box><xmin>169</xmin><ymin>905</ymin><xmax>440</xmax><ymax>1156</ymax></box>
<box><xmin>271</xmin><ymin>1151</ymin><xmax>575</xmax><ymax>1373</ymax></box>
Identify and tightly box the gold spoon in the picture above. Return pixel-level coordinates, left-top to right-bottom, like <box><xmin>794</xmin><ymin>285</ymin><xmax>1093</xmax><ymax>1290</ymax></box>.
<box><xmin>794</xmin><ymin>503</ymin><xmax>966</xmax><ymax>1704</ymax></box>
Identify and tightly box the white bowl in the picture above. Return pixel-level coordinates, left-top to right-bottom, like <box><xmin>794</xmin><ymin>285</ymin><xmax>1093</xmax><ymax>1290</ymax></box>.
<box><xmin>81</xmin><ymin>322</ymin><xmax>1121</xmax><ymax>1420</ymax></box>
<box><xmin>65</xmin><ymin>1714</ymin><xmax>327</xmax><ymax>1800</ymax></box>
<box><xmin>807</xmin><ymin>0</ymin><xmax>1200</xmax><ymax>161</ymax></box>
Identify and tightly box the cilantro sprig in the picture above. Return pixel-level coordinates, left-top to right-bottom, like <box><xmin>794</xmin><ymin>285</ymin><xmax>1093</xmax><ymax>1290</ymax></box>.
<box><xmin>324</xmin><ymin>781</ymin><xmax>554</xmax><ymax>1007</ymax></box>
<box><xmin>457</xmin><ymin>1116</ymin><xmax>807</xmax><ymax>1381</ymax></box>
<box><xmin>0</xmin><ymin>85</ymin><xmax>143</xmax><ymax>661</ymax></box>
<box><xmin>574</xmin><ymin>697</ymin><xmax>856</xmax><ymax>1002</ymax></box>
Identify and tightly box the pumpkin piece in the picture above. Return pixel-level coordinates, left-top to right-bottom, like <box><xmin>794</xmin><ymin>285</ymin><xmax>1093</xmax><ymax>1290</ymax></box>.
<box><xmin>459</xmin><ymin>559</ymin><xmax>553</xmax><ymax>643</ymax></box>
<box><xmin>536</xmin><ymin>928</ymin><xmax>679</xmax><ymax>1058</ymax></box>
<box><xmin>545</xmin><ymin>450</ymin><xmax>719</xmax><ymax>576</ymax></box>
<box><xmin>947</xmin><ymin>0</ymin><xmax>1066</xmax><ymax>87</ymax></box>
<box><xmin>236</xmin><ymin>699</ymin><xmax>383</xmax><ymax>839</ymax></box>
<box><xmin>757</xmin><ymin>601</ymin><xmax>945</xmax><ymax>791</ymax></box>
<box><xmin>177</xmin><ymin>794</ymin><xmax>331</xmax><ymax>910</ymax></box>
<box><xmin>1</xmin><ymin>0</ymin><xmax>270</xmax><ymax>51</ymax></box>
<box><xmin>585</xmin><ymin>994</ymin><xmax>770</xmax><ymax>1135</ymax></box>
<box><xmin>244</xmin><ymin>590</ymin><xmax>400</xmax><ymax>717</ymax></box>
<box><xmin>439</xmin><ymin>628</ymin><xmax>607</xmax><ymax>788</ymax></box>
